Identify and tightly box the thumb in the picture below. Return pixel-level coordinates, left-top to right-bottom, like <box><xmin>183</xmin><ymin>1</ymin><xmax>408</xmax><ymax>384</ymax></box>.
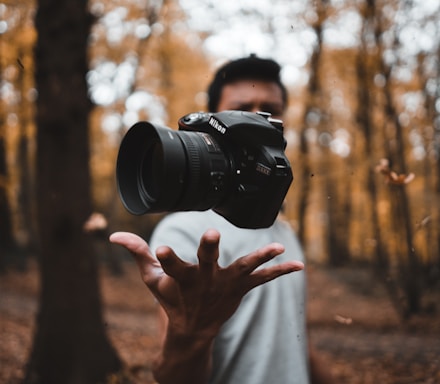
<box><xmin>109</xmin><ymin>231</ymin><xmax>150</xmax><ymax>255</ymax></box>
<box><xmin>109</xmin><ymin>232</ymin><xmax>160</xmax><ymax>275</ymax></box>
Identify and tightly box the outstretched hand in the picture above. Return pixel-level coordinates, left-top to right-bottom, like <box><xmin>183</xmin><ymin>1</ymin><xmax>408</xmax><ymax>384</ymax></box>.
<box><xmin>109</xmin><ymin>229</ymin><xmax>304</xmax><ymax>338</ymax></box>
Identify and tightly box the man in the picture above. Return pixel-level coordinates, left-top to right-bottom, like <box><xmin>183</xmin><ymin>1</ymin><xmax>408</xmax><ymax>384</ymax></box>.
<box><xmin>110</xmin><ymin>55</ymin><xmax>331</xmax><ymax>383</ymax></box>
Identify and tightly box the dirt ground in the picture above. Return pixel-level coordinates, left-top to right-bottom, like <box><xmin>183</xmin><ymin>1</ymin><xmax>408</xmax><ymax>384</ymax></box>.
<box><xmin>1</xmin><ymin>260</ymin><xmax>439</xmax><ymax>384</ymax></box>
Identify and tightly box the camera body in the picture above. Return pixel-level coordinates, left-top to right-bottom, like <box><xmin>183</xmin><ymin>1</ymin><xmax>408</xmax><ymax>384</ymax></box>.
<box><xmin>116</xmin><ymin>110</ymin><xmax>293</xmax><ymax>229</ymax></box>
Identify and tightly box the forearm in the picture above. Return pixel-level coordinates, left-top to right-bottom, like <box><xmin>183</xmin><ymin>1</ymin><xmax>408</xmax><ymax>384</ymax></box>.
<box><xmin>153</xmin><ymin>330</ymin><xmax>215</xmax><ymax>384</ymax></box>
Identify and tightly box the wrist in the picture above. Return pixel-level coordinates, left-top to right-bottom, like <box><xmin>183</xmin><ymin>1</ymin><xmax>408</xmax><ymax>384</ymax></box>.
<box><xmin>153</xmin><ymin>326</ymin><xmax>215</xmax><ymax>384</ymax></box>
<box><xmin>162</xmin><ymin>325</ymin><xmax>216</xmax><ymax>355</ymax></box>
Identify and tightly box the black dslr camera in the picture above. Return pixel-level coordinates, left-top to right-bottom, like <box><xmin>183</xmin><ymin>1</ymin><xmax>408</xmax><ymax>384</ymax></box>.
<box><xmin>116</xmin><ymin>110</ymin><xmax>293</xmax><ymax>229</ymax></box>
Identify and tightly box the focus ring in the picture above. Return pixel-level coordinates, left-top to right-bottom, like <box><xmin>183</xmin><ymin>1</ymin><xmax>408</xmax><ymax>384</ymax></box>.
<box><xmin>179</xmin><ymin>131</ymin><xmax>201</xmax><ymax>199</ymax></box>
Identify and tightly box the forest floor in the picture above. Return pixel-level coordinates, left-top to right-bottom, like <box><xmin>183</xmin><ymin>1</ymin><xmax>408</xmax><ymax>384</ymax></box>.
<box><xmin>1</xmin><ymin>259</ymin><xmax>439</xmax><ymax>384</ymax></box>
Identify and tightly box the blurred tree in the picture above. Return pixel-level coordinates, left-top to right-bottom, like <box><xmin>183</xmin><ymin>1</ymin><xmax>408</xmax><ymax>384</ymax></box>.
<box><xmin>16</xmin><ymin>29</ymin><xmax>38</xmax><ymax>255</ymax></box>
<box><xmin>24</xmin><ymin>0</ymin><xmax>121</xmax><ymax>382</ymax></box>
<box><xmin>0</xmin><ymin>6</ymin><xmax>18</xmax><ymax>270</ymax></box>
<box><xmin>297</xmin><ymin>0</ymin><xmax>325</xmax><ymax>246</ymax></box>
<box><xmin>320</xmin><ymin>50</ymin><xmax>354</xmax><ymax>267</ymax></box>
<box><xmin>322</xmin><ymin>124</ymin><xmax>353</xmax><ymax>266</ymax></box>
<box><xmin>355</xmin><ymin>0</ymin><xmax>401</xmax><ymax>312</ymax></box>
<box><xmin>0</xmin><ymin>116</ymin><xmax>15</xmax><ymax>272</ymax></box>
<box><xmin>0</xmin><ymin>0</ymin><xmax>38</xmax><ymax>267</ymax></box>
<box><xmin>415</xmin><ymin>46</ymin><xmax>440</xmax><ymax>276</ymax></box>
<box><xmin>377</xmin><ymin>1</ymin><xmax>422</xmax><ymax>317</ymax></box>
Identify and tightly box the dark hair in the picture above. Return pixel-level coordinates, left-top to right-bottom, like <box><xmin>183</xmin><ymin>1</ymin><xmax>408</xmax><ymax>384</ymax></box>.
<box><xmin>207</xmin><ymin>54</ymin><xmax>288</xmax><ymax>112</ymax></box>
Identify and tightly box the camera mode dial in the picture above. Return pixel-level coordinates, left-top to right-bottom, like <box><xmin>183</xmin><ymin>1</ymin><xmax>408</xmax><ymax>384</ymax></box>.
<box><xmin>182</xmin><ymin>112</ymin><xmax>205</xmax><ymax>125</ymax></box>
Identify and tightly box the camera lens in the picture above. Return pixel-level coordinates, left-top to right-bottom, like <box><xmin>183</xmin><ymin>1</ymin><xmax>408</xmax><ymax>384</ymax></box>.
<box><xmin>116</xmin><ymin>121</ymin><xmax>231</xmax><ymax>215</ymax></box>
<box><xmin>138</xmin><ymin>140</ymin><xmax>163</xmax><ymax>202</ymax></box>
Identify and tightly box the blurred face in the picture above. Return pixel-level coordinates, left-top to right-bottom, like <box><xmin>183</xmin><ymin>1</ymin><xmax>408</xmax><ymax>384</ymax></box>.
<box><xmin>216</xmin><ymin>80</ymin><xmax>285</xmax><ymax>119</ymax></box>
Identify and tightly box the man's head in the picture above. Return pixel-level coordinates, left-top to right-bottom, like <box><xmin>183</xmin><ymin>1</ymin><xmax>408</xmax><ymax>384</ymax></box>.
<box><xmin>207</xmin><ymin>55</ymin><xmax>288</xmax><ymax>119</ymax></box>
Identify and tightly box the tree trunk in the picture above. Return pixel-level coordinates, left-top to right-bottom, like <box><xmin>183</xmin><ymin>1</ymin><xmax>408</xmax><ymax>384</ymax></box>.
<box><xmin>325</xmin><ymin>157</ymin><xmax>351</xmax><ymax>266</ymax></box>
<box><xmin>16</xmin><ymin>45</ymin><xmax>38</xmax><ymax>255</ymax></box>
<box><xmin>378</xmin><ymin>15</ymin><xmax>422</xmax><ymax>317</ymax></box>
<box><xmin>355</xmin><ymin>0</ymin><xmax>404</xmax><ymax>316</ymax></box>
<box><xmin>297</xmin><ymin>0</ymin><xmax>326</xmax><ymax>245</ymax></box>
<box><xmin>25</xmin><ymin>1</ymin><xmax>121</xmax><ymax>383</ymax></box>
<box><xmin>0</xmin><ymin>135</ymin><xmax>16</xmax><ymax>272</ymax></box>
<box><xmin>0</xmin><ymin>32</ymin><xmax>17</xmax><ymax>271</ymax></box>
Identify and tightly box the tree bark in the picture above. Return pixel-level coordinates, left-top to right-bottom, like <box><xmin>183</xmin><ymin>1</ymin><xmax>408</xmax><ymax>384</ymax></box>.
<box><xmin>297</xmin><ymin>0</ymin><xmax>326</xmax><ymax>245</ymax></box>
<box><xmin>0</xmin><ymin>134</ymin><xmax>16</xmax><ymax>272</ymax></box>
<box><xmin>25</xmin><ymin>1</ymin><xmax>121</xmax><ymax>382</ymax></box>
<box><xmin>377</xmin><ymin>3</ymin><xmax>422</xmax><ymax>317</ymax></box>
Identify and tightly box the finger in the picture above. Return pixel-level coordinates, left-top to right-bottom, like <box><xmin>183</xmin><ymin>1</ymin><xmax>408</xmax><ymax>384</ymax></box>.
<box><xmin>155</xmin><ymin>245</ymin><xmax>193</xmax><ymax>282</ymax></box>
<box><xmin>109</xmin><ymin>231</ymin><xmax>154</xmax><ymax>261</ymax></box>
<box><xmin>197</xmin><ymin>229</ymin><xmax>220</xmax><ymax>264</ymax></box>
<box><xmin>232</xmin><ymin>243</ymin><xmax>286</xmax><ymax>275</ymax></box>
<box><xmin>110</xmin><ymin>232</ymin><xmax>180</xmax><ymax>305</ymax></box>
<box><xmin>109</xmin><ymin>232</ymin><xmax>160</xmax><ymax>281</ymax></box>
<box><xmin>196</xmin><ymin>229</ymin><xmax>220</xmax><ymax>285</ymax></box>
<box><xmin>247</xmin><ymin>261</ymin><xmax>304</xmax><ymax>291</ymax></box>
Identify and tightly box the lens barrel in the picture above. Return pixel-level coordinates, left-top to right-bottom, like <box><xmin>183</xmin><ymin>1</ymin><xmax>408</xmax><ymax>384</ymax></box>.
<box><xmin>116</xmin><ymin>121</ymin><xmax>230</xmax><ymax>215</ymax></box>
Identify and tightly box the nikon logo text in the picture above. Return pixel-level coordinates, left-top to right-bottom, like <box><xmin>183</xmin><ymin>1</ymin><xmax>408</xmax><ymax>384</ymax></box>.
<box><xmin>208</xmin><ymin>117</ymin><xmax>226</xmax><ymax>134</ymax></box>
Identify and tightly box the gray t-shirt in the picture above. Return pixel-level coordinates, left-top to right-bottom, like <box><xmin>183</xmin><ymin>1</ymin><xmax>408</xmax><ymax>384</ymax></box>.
<box><xmin>150</xmin><ymin>210</ymin><xmax>310</xmax><ymax>384</ymax></box>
